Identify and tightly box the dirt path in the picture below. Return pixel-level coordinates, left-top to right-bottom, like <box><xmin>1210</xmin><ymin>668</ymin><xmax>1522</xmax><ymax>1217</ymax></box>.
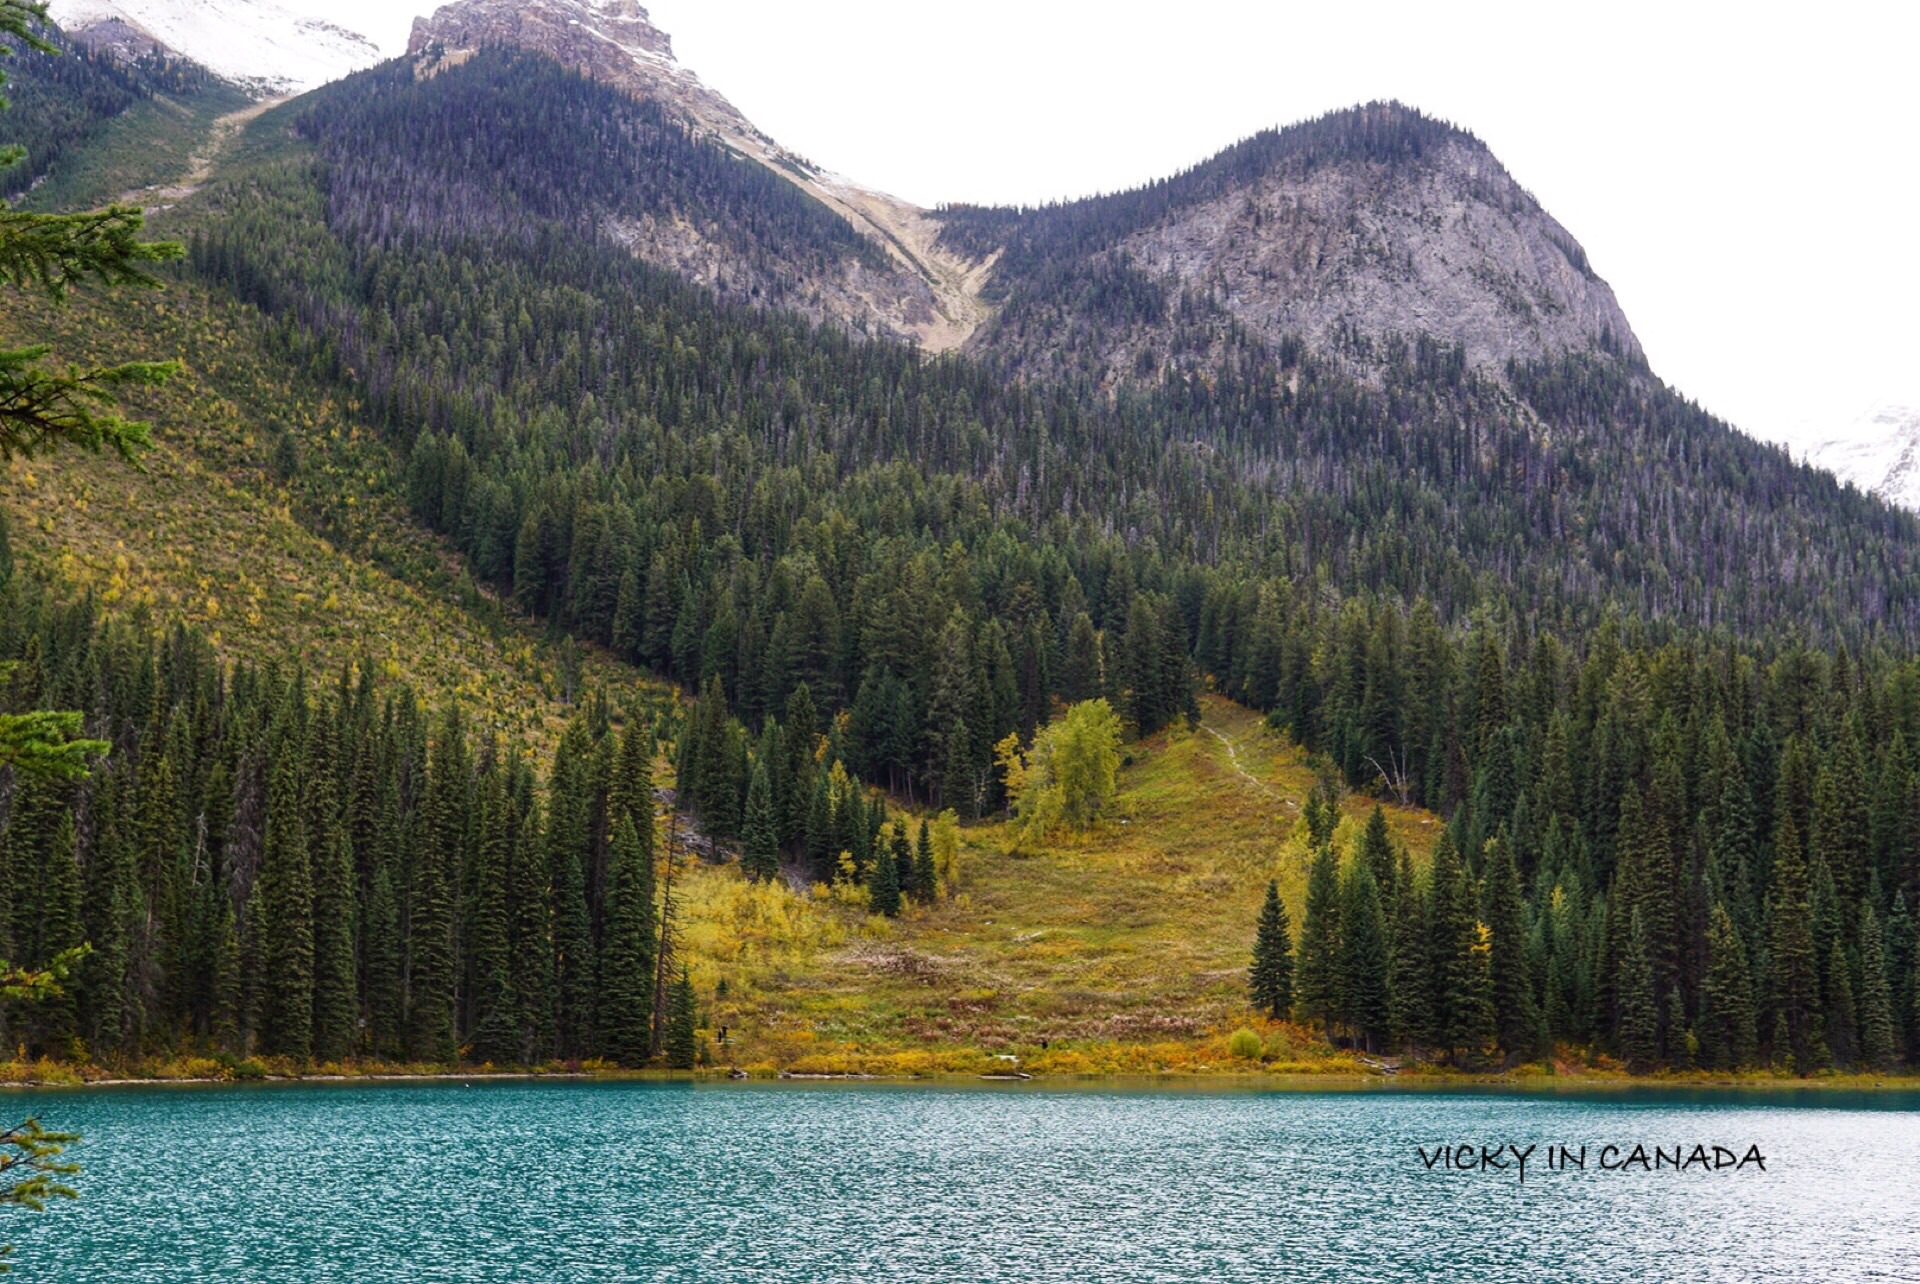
<box><xmin>121</xmin><ymin>95</ymin><xmax>290</xmax><ymax>211</ymax></box>
<box><xmin>1202</xmin><ymin>723</ymin><xmax>1293</xmax><ymax>806</ymax></box>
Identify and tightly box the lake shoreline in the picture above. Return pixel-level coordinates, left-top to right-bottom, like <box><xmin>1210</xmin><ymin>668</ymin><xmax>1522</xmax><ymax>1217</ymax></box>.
<box><xmin>3</xmin><ymin>1064</ymin><xmax>1917</xmax><ymax>1093</ymax></box>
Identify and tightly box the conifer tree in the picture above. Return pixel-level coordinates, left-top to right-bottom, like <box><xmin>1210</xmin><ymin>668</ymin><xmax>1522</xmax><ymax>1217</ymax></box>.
<box><xmin>406</xmin><ymin>709</ymin><xmax>465</xmax><ymax>1064</ymax></box>
<box><xmin>309</xmin><ymin>829</ymin><xmax>357</xmax><ymax>1065</ymax></box>
<box><xmin>867</xmin><ymin>822</ymin><xmax>902</xmax><ymax>917</ymax></box>
<box><xmin>1296</xmin><ymin>839</ymin><xmax>1343</xmax><ymax>1040</ymax></box>
<box><xmin>664</xmin><ymin>966</ymin><xmax>697</xmax><ymax>1070</ymax></box>
<box><xmin>889</xmin><ymin>824</ymin><xmax>913</xmax><ymax>902</ymax></box>
<box><xmin>1856</xmin><ymin>902</ymin><xmax>1897</xmax><ymax>1071</ymax></box>
<box><xmin>913</xmin><ymin>820</ymin><xmax>937</xmax><ymax>901</ymax></box>
<box><xmin>29</xmin><ymin>812</ymin><xmax>79</xmax><ymax>1053</ymax></box>
<box><xmin>1385</xmin><ymin>851</ymin><xmax>1430</xmax><ymax>1056</ymax></box>
<box><xmin>741</xmin><ymin>762</ymin><xmax>778</xmax><ymax>883</ymax></box>
<box><xmin>1357</xmin><ymin>805</ymin><xmax>1395</xmax><ymax>893</ymax></box>
<box><xmin>1617</xmin><ymin>912</ymin><xmax>1659</xmax><ymax>1073</ymax></box>
<box><xmin>1823</xmin><ymin>936</ymin><xmax>1859</xmax><ymax>1068</ymax></box>
<box><xmin>1249</xmin><ymin>879</ymin><xmax>1293</xmax><ymax>1019</ymax></box>
<box><xmin>1337</xmin><ymin>862</ymin><xmax>1389</xmax><ymax>1051</ymax></box>
<box><xmin>362</xmin><ymin>864</ymin><xmax>402</xmax><ymax>1059</ymax></box>
<box><xmin>1766</xmin><ymin>816</ymin><xmax>1826</xmax><ymax>1072</ymax></box>
<box><xmin>1482</xmin><ymin>835</ymin><xmax>1538</xmax><ymax>1059</ymax></box>
<box><xmin>253</xmin><ymin>708</ymin><xmax>313</xmax><ymax>1061</ymax></box>
<box><xmin>1426</xmin><ymin>830</ymin><xmax>1484</xmax><ymax>1062</ymax></box>
<box><xmin>547</xmin><ymin>720</ymin><xmax>596</xmax><ymax>1059</ymax></box>
<box><xmin>597</xmin><ymin>817</ymin><xmax>656</xmax><ymax>1067</ymax></box>
<box><xmin>1700</xmin><ymin>904</ymin><xmax>1757</xmax><ymax>1070</ymax></box>
<box><xmin>464</xmin><ymin>773</ymin><xmax>517</xmax><ymax>1066</ymax></box>
<box><xmin>506</xmin><ymin>807</ymin><xmax>555</xmax><ymax>1062</ymax></box>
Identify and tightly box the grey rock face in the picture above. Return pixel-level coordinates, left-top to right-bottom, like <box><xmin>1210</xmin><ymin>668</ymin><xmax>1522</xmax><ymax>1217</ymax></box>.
<box><xmin>1123</xmin><ymin>135</ymin><xmax>1641</xmax><ymax>371</ymax></box>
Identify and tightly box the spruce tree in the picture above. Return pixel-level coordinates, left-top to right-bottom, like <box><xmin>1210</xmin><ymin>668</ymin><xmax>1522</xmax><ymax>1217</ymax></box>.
<box><xmin>665</xmin><ymin>966</ymin><xmax>698</xmax><ymax>1070</ymax></box>
<box><xmin>30</xmin><ymin>811</ymin><xmax>80</xmax><ymax>1053</ymax></box>
<box><xmin>506</xmin><ymin>806</ymin><xmax>555</xmax><ymax>1063</ymax></box>
<box><xmin>1766</xmin><ymin>816</ymin><xmax>1827</xmax><ymax>1073</ymax></box>
<box><xmin>1357</xmin><ymin>805</ymin><xmax>1395</xmax><ymax>893</ymax></box>
<box><xmin>1823</xmin><ymin>936</ymin><xmax>1859</xmax><ymax>1068</ymax></box>
<box><xmin>867</xmin><ymin>823</ymin><xmax>902</xmax><ymax>917</ymax></box>
<box><xmin>1482</xmin><ymin>835</ymin><xmax>1538</xmax><ymax>1060</ymax></box>
<box><xmin>547</xmin><ymin>720</ymin><xmax>596</xmax><ymax>1059</ymax></box>
<box><xmin>309</xmin><ymin>829</ymin><xmax>357</xmax><ymax>1065</ymax></box>
<box><xmin>1700</xmin><ymin>904</ymin><xmax>1757</xmax><ymax>1070</ymax></box>
<box><xmin>597</xmin><ymin>817</ymin><xmax>657</xmax><ymax>1067</ymax></box>
<box><xmin>741</xmin><ymin>762</ymin><xmax>778</xmax><ymax>883</ymax></box>
<box><xmin>1337</xmin><ymin>862</ymin><xmax>1389</xmax><ymax>1052</ymax></box>
<box><xmin>1428</xmin><ymin>830</ymin><xmax>1490</xmax><ymax>1064</ymax></box>
<box><xmin>1249</xmin><ymin>879</ymin><xmax>1294</xmax><ymax>1019</ymax></box>
<box><xmin>1855</xmin><ymin>903</ymin><xmax>1897</xmax><ymax>1071</ymax></box>
<box><xmin>1385</xmin><ymin>851</ymin><xmax>1430</xmax><ymax>1056</ymax></box>
<box><xmin>406</xmin><ymin>709</ymin><xmax>464</xmax><ymax>1065</ymax></box>
<box><xmin>913</xmin><ymin>819</ymin><xmax>937</xmax><ymax>901</ymax></box>
<box><xmin>1295</xmin><ymin>839</ymin><xmax>1343</xmax><ymax>1041</ymax></box>
<box><xmin>464</xmin><ymin>774</ymin><xmax>517</xmax><ymax>1066</ymax></box>
<box><xmin>1617</xmin><ymin>912</ymin><xmax>1659</xmax><ymax>1073</ymax></box>
<box><xmin>362</xmin><ymin>864</ymin><xmax>402</xmax><ymax>1060</ymax></box>
<box><xmin>253</xmin><ymin>710</ymin><xmax>313</xmax><ymax>1061</ymax></box>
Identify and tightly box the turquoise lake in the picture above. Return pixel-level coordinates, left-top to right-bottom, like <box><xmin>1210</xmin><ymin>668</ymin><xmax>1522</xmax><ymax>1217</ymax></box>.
<box><xmin>5</xmin><ymin>1078</ymin><xmax>1917</xmax><ymax>1281</ymax></box>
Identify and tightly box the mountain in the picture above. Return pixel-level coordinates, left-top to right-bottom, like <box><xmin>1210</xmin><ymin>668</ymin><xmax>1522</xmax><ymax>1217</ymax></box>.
<box><xmin>408</xmin><ymin>0</ymin><xmax>1638</xmax><ymax>389</ymax></box>
<box><xmin>1801</xmin><ymin>405</ymin><xmax>1920</xmax><ymax>513</ymax></box>
<box><xmin>45</xmin><ymin>0</ymin><xmax>384</xmax><ymax>97</ymax></box>
<box><xmin>409</xmin><ymin>0</ymin><xmax>993</xmax><ymax>350</ymax></box>
<box><xmin>937</xmin><ymin>103</ymin><xmax>1643</xmax><ymax>385</ymax></box>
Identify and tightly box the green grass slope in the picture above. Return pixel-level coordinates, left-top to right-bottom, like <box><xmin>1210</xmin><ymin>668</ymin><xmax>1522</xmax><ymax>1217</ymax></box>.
<box><xmin>679</xmin><ymin>695</ymin><xmax>1442</xmax><ymax>1076</ymax></box>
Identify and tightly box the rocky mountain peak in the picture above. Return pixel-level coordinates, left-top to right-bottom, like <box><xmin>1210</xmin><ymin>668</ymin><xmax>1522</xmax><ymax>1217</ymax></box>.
<box><xmin>45</xmin><ymin>0</ymin><xmax>383</xmax><ymax>97</ymax></box>
<box><xmin>1802</xmin><ymin>404</ymin><xmax>1920</xmax><ymax>513</ymax></box>
<box><xmin>407</xmin><ymin>0</ymin><xmax>996</xmax><ymax>352</ymax></box>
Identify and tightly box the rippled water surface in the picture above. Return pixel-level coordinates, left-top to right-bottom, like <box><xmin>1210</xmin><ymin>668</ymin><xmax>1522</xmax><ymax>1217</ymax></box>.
<box><xmin>8</xmin><ymin>1078</ymin><xmax>1919</xmax><ymax>1281</ymax></box>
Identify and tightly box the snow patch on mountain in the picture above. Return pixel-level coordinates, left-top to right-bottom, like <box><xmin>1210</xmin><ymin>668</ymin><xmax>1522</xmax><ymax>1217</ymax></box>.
<box><xmin>46</xmin><ymin>0</ymin><xmax>385</xmax><ymax>97</ymax></box>
<box><xmin>1801</xmin><ymin>405</ymin><xmax>1920</xmax><ymax>513</ymax></box>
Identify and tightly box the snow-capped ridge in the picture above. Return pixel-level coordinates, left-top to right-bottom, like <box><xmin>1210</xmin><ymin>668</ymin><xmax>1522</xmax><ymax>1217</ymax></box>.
<box><xmin>1801</xmin><ymin>405</ymin><xmax>1920</xmax><ymax>514</ymax></box>
<box><xmin>46</xmin><ymin>0</ymin><xmax>384</xmax><ymax>98</ymax></box>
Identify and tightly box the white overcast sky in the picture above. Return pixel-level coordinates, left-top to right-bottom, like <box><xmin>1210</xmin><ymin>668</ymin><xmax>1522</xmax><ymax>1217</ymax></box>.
<box><xmin>334</xmin><ymin>0</ymin><xmax>1919</xmax><ymax>451</ymax></box>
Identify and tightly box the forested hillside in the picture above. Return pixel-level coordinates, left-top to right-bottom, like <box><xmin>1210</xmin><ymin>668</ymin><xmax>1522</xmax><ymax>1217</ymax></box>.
<box><xmin>0</xmin><ymin>25</ymin><xmax>229</xmax><ymax>205</ymax></box>
<box><xmin>4</xmin><ymin>27</ymin><xmax>1920</xmax><ymax>1080</ymax></box>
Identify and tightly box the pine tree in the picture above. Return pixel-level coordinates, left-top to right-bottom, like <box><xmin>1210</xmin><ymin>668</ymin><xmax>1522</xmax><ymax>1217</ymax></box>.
<box><xmin>1386</xmin><ymin>851</ymin><xmax>1431</xmax><ymax>1056</ymax></box>
<box><xmin>1617</xmin><ymin>912</ymin><xmax>1659</xmax><ymax>1073</ymax></box>
<box><xmin>1357</xmin><ymin>805</ymin><xmax>1395</xmax><ymax>893</ymax></box>
<box><xmin>1855</xmin><ymin>902</ymin><xmax>1897</xmax><ymax>1071</ymax></box>
<box><xmin>665</xmin><ymin>966</ymin><xmax>697</xmax><ymax>1070</ymax></box>
<box><xmin>1337</xmin><ymin>862</ymin><xmax>1389</xmax><ymax>1051</ymax></box>
<box><xmin>30</xmin><ymin>812</ymin><xmax>80</xmax><ymax>1053</ymax></box>
<box><xmin>913</xmin><ymin>819</ymin><xmax>937</xmax><ymax>901</ymax></box>
<box><xmin>506</xmin><ymin>806</ymin><xmax>555</xmax><ymax>1063</ymax></box>
<box><xmin>253</xmin><ymin>709</ymin><xmax>313</xmax><ymax>1061</ymax></box>
<box><xmin>464</xmin><ymin>773</ymin><xmax>517</xmax><ymax>1066</ymax></box>
<box><xmin>741</xmin><ymin>761</ymin><xmax>778</xmax><ymax>883</ymax></box>
<box><xmin>309</xmin><ymin>829</ymin><xmax>357</xmax><ymax>1065</ymax></box>
<box><xmin>362</xmin><ymin>864</ymin><xmax>402</xmax><ymax>1059</ymax></box>
<box><xmin>1296</xmin><ymin>839</ymin><xmax>1343</xmax><ymax>1040</ymax></box>
<box><xmin>598</xmin><ymin>817</ymin><xmax>657</xmax><ymax>1067</ymax></box>
<box><xmin>1766</xmin><ymin>816</ymin><xmax>1827</xmax><ymax>1073</ymax></box>
<box><xmin>1482</xmin><ymin>835</ymin><xmax>1538</xmax><ymax>1060</ymax></box>
<box><xmin>1428</xmin><ymin>830</ymin><xmax>1490</xmax><ymax>1064</ymax></box>
<box><xmin>1249</xmin><ymin>880</ymin><xmax>1294</xmax><ymax>1019</ymax></box>
<box><xmin>407</xmin><ymin>709</ymin><xmax>465</xmax><ymax>1064</ymax></box>
<box><xmin>1700</xmin><ymin>904</ymin><xmax>1757</xmax><ymax>1070</ymax></box>
<box><xmin>889</xmin><ymin>824</ymin><xmax>913</xmax><ymax>902</ymax></box>
<box><xmin>547</xmin><ymin>720</ymin><xmax>596</xmax><ymax>1059</ymax></box>
<box><xmin>867</xmin><ymin>822</ymin><xmax>902</xmax><ymax>917</ymax></box>
<box><xmin>1824</xmin><ymin>936</ymin><xmax>1859</xmax><ymax>1069</ymax></box>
